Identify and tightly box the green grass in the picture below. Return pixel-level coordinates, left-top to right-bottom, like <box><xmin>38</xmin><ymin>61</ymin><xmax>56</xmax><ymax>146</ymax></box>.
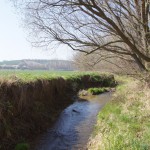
<box><xmin>0</xmin><ymin>70</ymin><xmax>87</xmax><ymax>82</ymax></box>
<box><xmin>15</xmin><ymin>143</ymin><xmax>29</xmax><ymax>150</ymax></box>
<box><xmin>0</xmin><ymin>70</ymin><xmax>116</xmax><ymax>86</ymax></box>
<box><xmin>0</xmin><ymin>70</ymin><xmax>75</xmax><ymax>81</ymax></box>
<box><xmin>88</xmin><ymin>88</ymin><xmax>108</xmax><ymax>95</ymax></box>
<box><xmin>88</xmin><ymin>76</ymin><xmax>150</xmax><ymax>150</ymax></box>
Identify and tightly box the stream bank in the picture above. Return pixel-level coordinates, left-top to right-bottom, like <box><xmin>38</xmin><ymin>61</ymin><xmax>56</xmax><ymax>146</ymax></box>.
<box><xmin>0</xmin><ymin>73</ymin><xmax>116</xmax><ymax>150</ymax></box>
<box><xmin>87</xmin><ymin>76</ymin><xmax>150</xmax><ymax>150</ymax></box>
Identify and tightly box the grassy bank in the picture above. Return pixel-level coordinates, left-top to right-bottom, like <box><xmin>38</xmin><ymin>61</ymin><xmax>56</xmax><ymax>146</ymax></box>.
<box><xmin>88</xmin><ymin>76</ymin><xmax>150</xmax><ymax>150</ymax></box>
<box><xmin>0</xmin><ymin>70</ymin><xmax>76</xmax><ymax>82</ymax></box>
<box><xmin>0</xmin><ymin>72</ymin><xmax>116</xmax><ymax>150</ymax></box>
<box><xmin>0</xmin><ymin>70</ymin><xmax>112</xmax><ymax>82</ymax></box>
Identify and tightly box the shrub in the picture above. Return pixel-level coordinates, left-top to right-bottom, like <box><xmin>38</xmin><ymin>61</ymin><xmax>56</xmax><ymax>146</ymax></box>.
<box><xmin>88</xmin><ymin>88</ymin><xmax>108</xmax><ymax>95</ymax></box>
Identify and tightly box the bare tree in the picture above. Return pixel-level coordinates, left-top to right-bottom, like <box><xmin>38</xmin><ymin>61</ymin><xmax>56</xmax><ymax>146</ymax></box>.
<box><xmin>74</xmin><ymin>51</ymin><xmax>140</xmax><ymax>74</ymax></box>
<box><xmin>13</xmin><ymin>0</ymin><xmax>150</xmax><ymax>71</ymax></box>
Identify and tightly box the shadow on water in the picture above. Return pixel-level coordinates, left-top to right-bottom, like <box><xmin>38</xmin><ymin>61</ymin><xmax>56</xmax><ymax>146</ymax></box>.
<box><xmin>35</xmin><ymin>92</ymin><xmax>112</xmax><ymax>150</ymax></box>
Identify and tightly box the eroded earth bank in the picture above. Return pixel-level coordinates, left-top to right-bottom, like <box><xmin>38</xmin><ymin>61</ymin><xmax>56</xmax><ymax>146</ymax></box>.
<box><xmin>0</xmin><ymin>74</ymin><xmax>116</xmax><ymax>150</ymax></box>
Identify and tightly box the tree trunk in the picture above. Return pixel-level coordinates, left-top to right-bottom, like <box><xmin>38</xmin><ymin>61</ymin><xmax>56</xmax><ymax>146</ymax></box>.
<box><xmin>132</xmin><ymin>54</ymin><xmax>148</xmax><ymax>71</ymax></box>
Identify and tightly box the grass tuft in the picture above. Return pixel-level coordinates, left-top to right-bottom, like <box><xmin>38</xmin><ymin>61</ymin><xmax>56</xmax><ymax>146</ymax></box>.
<box><xmin>15</xmin><ymin>143</ymin><xmax>29</xmax><ymax>150</ymax></box>
<box><xmin>88</xmin><ymin>88</ymin><xmax>108</xmax><ymax>95</ymax></box>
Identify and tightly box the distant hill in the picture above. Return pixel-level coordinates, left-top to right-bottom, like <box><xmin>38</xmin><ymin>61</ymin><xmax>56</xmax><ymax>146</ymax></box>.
<box><xmin>0</xmin><ymin>60</ymin><xmax>22</xmax><ymax>65</ymax></box>
<box><xmin>0</xmin><ymin>59</ymin><xmax>76</xmax><ymax>70</ymax></box>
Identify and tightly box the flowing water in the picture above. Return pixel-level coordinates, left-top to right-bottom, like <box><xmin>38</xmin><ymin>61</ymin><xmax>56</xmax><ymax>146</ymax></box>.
<box><xmin>35</xmin><ymin>92</ymin><xmax>112</xmax><ymax>150</ymax></box>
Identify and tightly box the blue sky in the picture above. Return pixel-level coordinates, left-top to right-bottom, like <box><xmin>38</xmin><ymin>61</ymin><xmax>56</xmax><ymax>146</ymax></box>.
<box><xmin>0</xmin><ymin>0</ymin><xmax>74</xmax><ymax>61</ymax></box>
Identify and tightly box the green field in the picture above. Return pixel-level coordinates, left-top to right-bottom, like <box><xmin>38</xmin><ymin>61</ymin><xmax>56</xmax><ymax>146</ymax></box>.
<box><xmin>0</xmin><ymin>70</ymin><xmax>105</xmax><ymax>82</ymax></box>
<box><xmin>0</xmin><ymin>70</ymin><xmax>74</xmax><ymax>80</ymax></box>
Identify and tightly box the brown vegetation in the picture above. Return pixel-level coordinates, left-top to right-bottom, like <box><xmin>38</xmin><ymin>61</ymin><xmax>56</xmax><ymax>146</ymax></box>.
<box><xmin>74</xmin><ymin>51</ymin><xmax>140</xmax><ymax>74</ymax></box>
<box><xmin>0</xmin><ymin>78</ymin><xmax>71</xmax><ymax>149</ymax></box>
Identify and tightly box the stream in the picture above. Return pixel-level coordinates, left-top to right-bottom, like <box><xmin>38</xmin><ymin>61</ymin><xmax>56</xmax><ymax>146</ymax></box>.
<box><xmin>35</xmin><ymin>92</ymin><xmax>112</xmax><ymax>150</ymax></box>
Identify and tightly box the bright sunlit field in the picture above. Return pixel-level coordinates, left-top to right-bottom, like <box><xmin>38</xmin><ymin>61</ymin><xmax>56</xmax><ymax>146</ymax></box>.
<box><xmin>0</xmin><ymin>70</ymin><xmax>101</xmax><ymax>82</ymax></box>
<box><xmin>0</xmin><ymin>70</ymin><xmax>74</xmax><ymax>81</ymax></box>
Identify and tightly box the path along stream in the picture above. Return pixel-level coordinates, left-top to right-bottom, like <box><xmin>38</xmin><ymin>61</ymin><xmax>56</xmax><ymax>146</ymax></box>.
<box><xmin>35</xmin><ymin>92</ymin><xmax>112</xmax><ymax>150</ymax></box>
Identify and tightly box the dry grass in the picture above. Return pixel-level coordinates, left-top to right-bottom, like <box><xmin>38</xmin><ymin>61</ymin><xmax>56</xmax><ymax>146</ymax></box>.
<box><xmin>87</xmin><ymin>76</ymin><xmax>150</xmax><ymax>150</ymax></box>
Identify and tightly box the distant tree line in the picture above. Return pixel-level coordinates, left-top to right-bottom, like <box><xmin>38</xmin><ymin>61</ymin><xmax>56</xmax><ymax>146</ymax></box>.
<box><xmin>0</xmin><ymin>59</ymin><xmax>75</xmax><ymax>70</ymax></box>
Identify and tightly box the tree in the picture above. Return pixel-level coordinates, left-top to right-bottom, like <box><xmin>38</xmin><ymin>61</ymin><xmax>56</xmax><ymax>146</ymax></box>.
<box><xmin>13</xmin><ymin>0</ymin><xmax>150</xmax><ymax>71</ymax></box>
<box><xmin>74</xmin><ymin>51</ymin><xmax>140</xmax><ymax>74</ymax></box>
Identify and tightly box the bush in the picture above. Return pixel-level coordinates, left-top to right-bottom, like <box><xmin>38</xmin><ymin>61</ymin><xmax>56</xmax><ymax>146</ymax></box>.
<box><xmin>88</xmin><ymin>88</ymin><xmax>108</xmax><ymax>95</ymax></box>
